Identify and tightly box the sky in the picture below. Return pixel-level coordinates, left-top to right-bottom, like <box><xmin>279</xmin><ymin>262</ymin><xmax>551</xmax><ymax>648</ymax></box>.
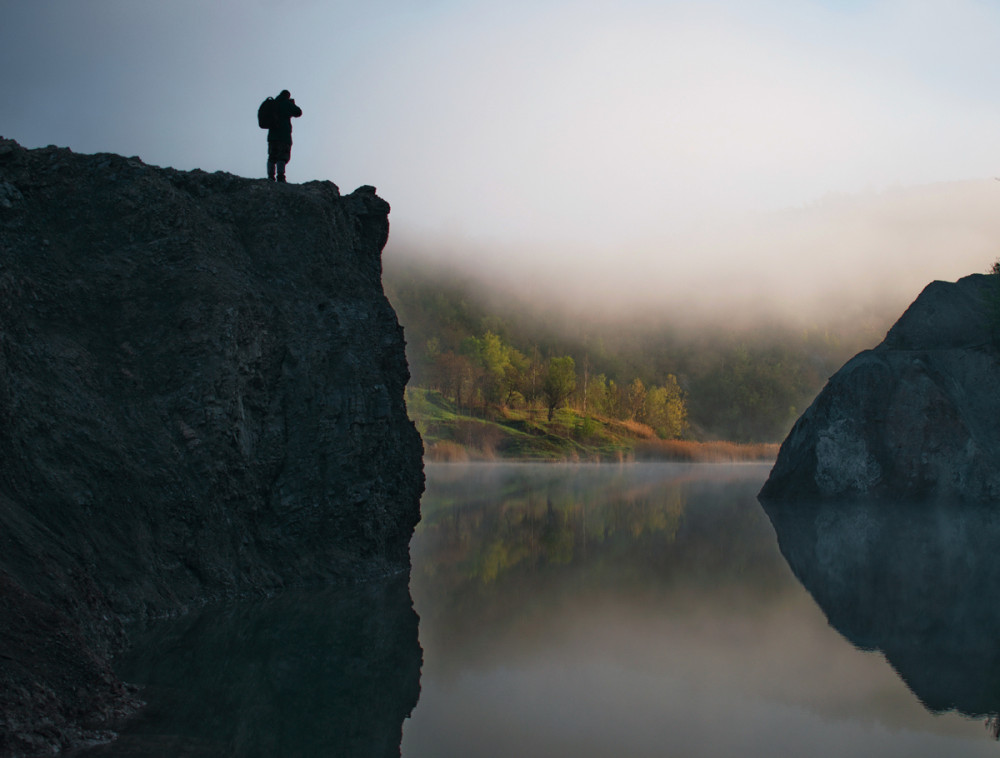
<box><xmin>4</xmin><ymin>0</ymin><xmax>1000</xmax><ymax>324</ymax></box>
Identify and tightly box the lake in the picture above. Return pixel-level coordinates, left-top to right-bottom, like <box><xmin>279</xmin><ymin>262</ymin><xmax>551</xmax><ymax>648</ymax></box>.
<box><xmin>78</xmin><ymin>462</ymin><xmax>1000</xmax><ymax>757</ymax></box>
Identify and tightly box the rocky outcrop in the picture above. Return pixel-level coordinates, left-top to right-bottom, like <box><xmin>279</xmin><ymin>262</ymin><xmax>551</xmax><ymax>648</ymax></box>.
<box><xmin>760</xmin><ymin>273</ymin><xmax>1000</xmax><ymax>502</ymax></box>
<box><xmin>0</xmin><ymin>139</ymin><xmax>423</xmax><ymax>754</ymax></box>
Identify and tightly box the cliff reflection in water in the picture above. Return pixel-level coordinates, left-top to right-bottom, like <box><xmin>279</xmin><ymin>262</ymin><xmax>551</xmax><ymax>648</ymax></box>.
<box><xmin>77</xmin><ymin>577</ymin><xmax>421</xmax><ymax>758</ymax></box>
<box><xmin>762</xmin><ymin>498</ymin><xmax>1000</xmax><ymax>730</ymax></box>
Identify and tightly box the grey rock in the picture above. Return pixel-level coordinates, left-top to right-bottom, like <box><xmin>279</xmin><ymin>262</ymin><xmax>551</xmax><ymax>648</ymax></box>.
<box><xmin>0</xmin><ymin>140</ymin><xmax>423</xmax><ymax>754</ymax></box>
<box><xmin>760</xmin><ymin>273</ymin><xmax>1000</xmax><ymax>502</ymax></box>
<box><xmin>0</xmin><ymin>180</ymin><xmax>22</xmax><ymax>208</ymax></box>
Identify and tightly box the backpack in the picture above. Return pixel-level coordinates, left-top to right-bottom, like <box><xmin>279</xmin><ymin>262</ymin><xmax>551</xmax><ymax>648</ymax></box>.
<box><xmin>257</xmin><ymin>97</ymin><xmax>279</xmax><ymax>129</ymax></box>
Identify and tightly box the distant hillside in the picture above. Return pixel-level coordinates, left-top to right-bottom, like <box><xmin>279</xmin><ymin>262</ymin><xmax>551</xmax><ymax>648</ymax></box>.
<box><xmin>384</xmin><ymin>256</ymin><xmax>890</xmax><ymax>443</ymax></box>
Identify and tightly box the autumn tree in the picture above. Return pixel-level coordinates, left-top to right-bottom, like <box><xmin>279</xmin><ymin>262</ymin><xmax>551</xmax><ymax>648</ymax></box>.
<box><xmin>584</xmin><ymin>373</ymin><xmax>611</xmax><ymax>417</ymax></box>
<box><xmin>644</xmin><ymin>375</ymin><xmax>687</xmax><ymax>438</ymax></box>
<box><xmin>625</xmin><ymin>378</ymin><xmax>648</xmax><ymax>421</ymax></box>
<box><xmin>606</xmin><ymin>379</ymin><xmax>625</xmax><ymax>419</ymax></box>
<box><xmin>542</xmin><ymin>356</ymin><xmax>576</xmax><ymax>421</ymax></box>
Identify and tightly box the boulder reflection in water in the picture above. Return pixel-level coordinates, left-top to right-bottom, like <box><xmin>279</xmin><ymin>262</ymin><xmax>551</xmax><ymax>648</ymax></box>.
<box><xmin>762</xmin><ymin>498</ymin><xmax>1000</xmax><ymax>731</ymax></box>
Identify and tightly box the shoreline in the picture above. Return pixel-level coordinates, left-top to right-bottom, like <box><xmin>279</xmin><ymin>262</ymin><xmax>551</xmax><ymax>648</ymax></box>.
<box><xmin>424</xmin><ymin>439</ymin><xmax>780</xmax><ymax>464</ymax></box>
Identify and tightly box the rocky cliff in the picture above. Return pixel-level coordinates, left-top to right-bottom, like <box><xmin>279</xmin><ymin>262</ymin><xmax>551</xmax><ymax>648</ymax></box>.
<box><xmin>0</xmin><ymin>139</ymin><xmax>423</xmax><ymax>754</ymax></box>
<box><xmin>760</xmin><ymin>273</ymin><xmax>1000</xmax><ymax>501</ymax></box>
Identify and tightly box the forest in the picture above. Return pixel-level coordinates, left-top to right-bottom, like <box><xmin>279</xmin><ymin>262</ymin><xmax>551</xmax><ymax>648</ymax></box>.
<box><xmin>384</xmin><ymin>257</ymin><xmax>892</xmax><ymax>454</ymax></box>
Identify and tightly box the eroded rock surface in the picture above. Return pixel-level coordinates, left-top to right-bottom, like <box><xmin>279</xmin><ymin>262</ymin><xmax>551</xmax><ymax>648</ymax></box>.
<box><xmin>760</xmin><ymin>273</ymin><xmax>1000</xmax><ymax>502</ymax></box>
<box><xmin>0</xmin><ymin>139</ymin><xmax>423</xmax><ymax>754</ymax></box>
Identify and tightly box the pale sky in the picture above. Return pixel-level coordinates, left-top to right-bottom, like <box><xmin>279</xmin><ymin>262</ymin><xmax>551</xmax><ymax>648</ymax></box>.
<box><xmin>4</xmin><ymin>0</ymin><xmax>1000</xmax><ymax>322</ymax></box>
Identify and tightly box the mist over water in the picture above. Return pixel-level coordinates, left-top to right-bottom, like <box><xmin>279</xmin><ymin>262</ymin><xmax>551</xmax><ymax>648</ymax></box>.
<box><xmin>402</xmin><ymin>463</ymin><xmax>997</xmax><ymax>758</ymax></box>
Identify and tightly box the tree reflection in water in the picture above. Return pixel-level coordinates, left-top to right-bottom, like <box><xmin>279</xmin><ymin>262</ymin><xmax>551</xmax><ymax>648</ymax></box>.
<box><xmin>413</xmin><ymin>462</ymin><xmax>787</xmax><ymax>675</ymax></box>
<box><xmin>417</xmin><ymin>462</ymin><xmax>772</xmax><ymax>584</ymax></box>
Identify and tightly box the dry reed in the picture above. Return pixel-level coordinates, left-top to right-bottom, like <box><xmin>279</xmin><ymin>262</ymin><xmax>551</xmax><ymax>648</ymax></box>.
<box><xmin>634</xmin><ymin>439</ymin><xmax>779</xmax><ymax>463</ymax></box>
<box><xmin>426</xmin><ymin>441</ymin><xmax>470</xmax><ymax>462</ymax></box>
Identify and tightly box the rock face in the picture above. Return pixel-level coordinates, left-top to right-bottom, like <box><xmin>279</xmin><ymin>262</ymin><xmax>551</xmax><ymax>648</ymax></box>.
<box><xmin>0</xmin><ymin>139</ymin><xmax>423</xmax><ymax>754</ymax></box>
<box><xmin>760</xmin><ymin>273</ymin><xmax>1000</xmax><ymax>502</ymax></box>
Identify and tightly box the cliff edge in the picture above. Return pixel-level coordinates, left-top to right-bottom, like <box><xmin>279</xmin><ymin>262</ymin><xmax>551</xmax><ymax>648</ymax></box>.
<box><xmin>0</xmin><ymin>139</ymin><xmax>423</xmax><ymax>753</ymax></box>
<box><xmin>760</xmin><ymin>273</ymin><xmax>1000</xmax><ymax>502</ymax></box>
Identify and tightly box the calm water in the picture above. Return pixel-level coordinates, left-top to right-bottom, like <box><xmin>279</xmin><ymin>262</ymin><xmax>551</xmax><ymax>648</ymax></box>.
<box><xmin>80</xmin><ymin>463</ymin><xmax>1000</xmax><ymax>757</ymax></box>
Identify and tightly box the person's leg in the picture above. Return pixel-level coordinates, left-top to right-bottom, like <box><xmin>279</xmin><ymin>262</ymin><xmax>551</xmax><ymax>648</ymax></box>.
<box><xmin>275</xmin><ymin>144</ymin><xmax>291</xmax><ymax>182</ymax></box>
<box><xmin>267</xmin><ymin>142</ymin><xmax>277</xmax><ymax>181</ymax></box>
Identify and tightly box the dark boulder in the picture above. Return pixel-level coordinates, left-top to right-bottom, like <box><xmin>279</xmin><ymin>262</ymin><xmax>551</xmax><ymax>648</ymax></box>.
<box><xmin>760</xmin><ymin>273</ymin><xmax>1000</xmax><ymax>502</ymax></box>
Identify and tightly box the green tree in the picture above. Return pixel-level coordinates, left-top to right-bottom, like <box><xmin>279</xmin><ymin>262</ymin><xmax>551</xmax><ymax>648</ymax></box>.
<box><xmin>585</xmin><ymin>373</ymin><xmax>610</xmax><ymax>417</ymax></box>
<box><xmin>460</xmin><ymin>331</ymin><xmax>530</xmax><ymax>412</ymax></box>
<box><xmin>502</xmin><ymin>348</ymin><xmax>530</xmax><ymax>406</ymax></box>
<box><xmin>542</xmin><ymin>356</ymin><xmax>576</xmax><ymax>421</ymax></box>
<box><xmin>645</xmin><ymin>375</ymin><xmax>687</xmax><ymax>439</ymax></box>
<box><xmin>523</xmin><ymin>345</ymin><xmax>543</xmax><ymax>411</ymax></box>
<box><xmin>690</xmin><ymin>344</ymin><xmax>814</xmax><ymax>442</ymax></box>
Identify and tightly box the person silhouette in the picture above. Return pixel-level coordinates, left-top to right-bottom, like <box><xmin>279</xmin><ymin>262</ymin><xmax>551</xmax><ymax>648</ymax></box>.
<box><xmin>266</xmin><ymin>90</ymin><xmax>302</xmax><ymax>183</ymax></box>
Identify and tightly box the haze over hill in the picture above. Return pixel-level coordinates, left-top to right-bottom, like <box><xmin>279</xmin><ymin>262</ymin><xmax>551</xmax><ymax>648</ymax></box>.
<box><xmin>388</xmin><ymin>178</ymin><xmax>1000</xmax><ymax>332</ymax></box>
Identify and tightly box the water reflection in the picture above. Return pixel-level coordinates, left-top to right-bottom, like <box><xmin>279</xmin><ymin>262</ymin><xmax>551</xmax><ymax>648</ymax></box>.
<box><xmin>405</xmin><ymin>463</ymin><xmax>995</xmax><ymax>757</ymax></box>
<box><xmin>411</xmin><ymin>464</ymin><xmax>788</xmax><ymax>674</ymax></box>
<box><xmin>74</xmin><ymin>465</ymin><xmax>1000</xmax><ymax>757</ymax></box>
<box><xmin>416</xmin><ymin>462</ymin><xmax>778</xmax><ymax>583</ymax></box>
<box><xmin>762</xmin><ymin>498</ymin><xmax>1000</xmax><ymax>731</ymax></box>
<box><xmin>76</xmin><ymin>577</ymin><xmax>420</xmax><ymax>758</ymax></box>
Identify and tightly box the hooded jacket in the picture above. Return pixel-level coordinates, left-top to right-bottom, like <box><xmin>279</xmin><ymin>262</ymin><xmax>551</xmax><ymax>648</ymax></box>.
<box><xmin>267</xmin><ymin>94</ymin><xmax>302</xmax><ymax>144</ymax></box>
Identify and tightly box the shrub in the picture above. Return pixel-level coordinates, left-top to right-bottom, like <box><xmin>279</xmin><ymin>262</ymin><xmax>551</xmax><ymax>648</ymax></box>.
<box><xmin>987</xmin><ymin>259</ymin><xmax>1000</xmax><ymax>345</ymax></box>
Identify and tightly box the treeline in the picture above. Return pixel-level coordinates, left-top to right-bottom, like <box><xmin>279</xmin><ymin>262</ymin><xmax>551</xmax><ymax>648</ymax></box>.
<box><xmin>424</xmin><ymin>331</ymin><xmax>687</xmax><ymax>437</ymax></box>
<box><xmin>384</xmin><ymin>258</ymin><xmax>888</xmax><ymax>442</ymax></box>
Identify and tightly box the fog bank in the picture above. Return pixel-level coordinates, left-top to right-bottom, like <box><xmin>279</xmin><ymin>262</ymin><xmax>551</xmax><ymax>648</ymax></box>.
<box><xmin>387</xmin><ymin>179</ymin><xmax>1000</xmax><ymax>331</ymax></box>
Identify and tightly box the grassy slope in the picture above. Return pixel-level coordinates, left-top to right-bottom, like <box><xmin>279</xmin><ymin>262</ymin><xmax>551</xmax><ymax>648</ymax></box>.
<box><xmin>406</xmin><ymin>388</ymin><xmax>778</xmax><ymax>463</ymax></box>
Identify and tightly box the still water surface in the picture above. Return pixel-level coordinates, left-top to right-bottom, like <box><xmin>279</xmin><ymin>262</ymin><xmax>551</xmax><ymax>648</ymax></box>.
<box><xmin>81</xmin><ymin>463</ymin><xmax>1000</xmax><ymax>756</ymax></box>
